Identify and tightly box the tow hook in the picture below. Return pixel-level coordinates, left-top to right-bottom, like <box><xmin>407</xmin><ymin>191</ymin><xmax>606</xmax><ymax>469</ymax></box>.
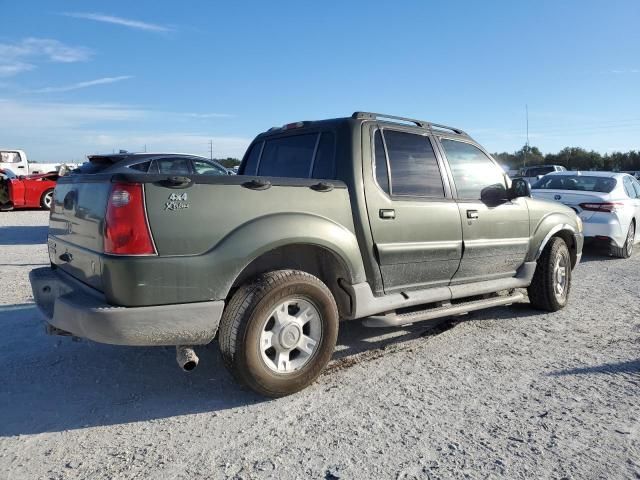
<box><xmin>176</xmin><ymin>346</ymin><xmax>199</xmax><ymax>372</ymax></box>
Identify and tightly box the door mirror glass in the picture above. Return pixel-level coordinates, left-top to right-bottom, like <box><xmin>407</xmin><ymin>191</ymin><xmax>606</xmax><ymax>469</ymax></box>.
<box><xmin>509</xmin><ymin>178</ymin><xmax>531</xmax><ymax>199</ymax></box>
<box><xmin>480</xmin><ymin>183</ymin><xmax>509</xmax><ymax>205</ymax></box>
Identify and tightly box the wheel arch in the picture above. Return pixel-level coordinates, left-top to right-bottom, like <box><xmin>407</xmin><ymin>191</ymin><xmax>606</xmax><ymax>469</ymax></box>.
<box><xmin>534</xmin><ymin>224</ymin><xmax>578</xmax><ymax>268</ymax></box>
<box><xmin>230</xmin><ymin>243</ymin><xmax>356</xmax><ymax>317</ymax></box>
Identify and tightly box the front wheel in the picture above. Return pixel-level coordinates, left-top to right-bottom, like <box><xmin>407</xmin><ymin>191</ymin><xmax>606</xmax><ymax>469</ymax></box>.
<box><xmin>528</xmin><ymin>237</ymin><xmax>572</xmax><ymax>312</ymax></box>
<box><xmin>40</xmin><ymin>189</ymin><xmax>54</xmax><ymax>210</ymax></box>
<box><xmin>218</xmin><ymin>270</ymin><xmax>339</xmax><ymax>397</ymax></box>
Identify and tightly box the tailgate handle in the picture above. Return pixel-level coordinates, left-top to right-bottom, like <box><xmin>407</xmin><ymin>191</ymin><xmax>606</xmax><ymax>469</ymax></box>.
<box><xmin>161</xmin><ymin>176</ymin><xmax>193</xmax><ymax>189</ymax></box>
<box><xmin>379</xmin><ymin>209</ymin><xmax>395</xmax><ymax>219</ymax></box>
<box><xmin>310</xmin><ymin>182</ymin><xmax>334</xmax><ymax>192</ymax></box>
<box><xmin>242</xmin><ymin>179</ymin><xmax>271</xmax><ymax>190</ymax></box>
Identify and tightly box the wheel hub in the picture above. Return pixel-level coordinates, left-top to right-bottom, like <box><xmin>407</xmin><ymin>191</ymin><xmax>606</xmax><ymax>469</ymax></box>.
<box><xmin>553</xmin><ymin>256</ymin><xmax>567</xmax><ymax>298</ymax></box>
<box><xmin>259</xmin><ymin>298</ymin><xmax>322</xmax><ymax>374</ymax></box>
<box><xmin>278</xmin><ymin>323</ymin><xmax>301</xmax><ymax>349</ymax></box>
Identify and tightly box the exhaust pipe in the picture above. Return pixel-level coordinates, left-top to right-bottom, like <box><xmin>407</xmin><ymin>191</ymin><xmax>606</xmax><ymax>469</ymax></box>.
<box><xmin>176</xmin><ymin>346</ymin><xmax>199</xmax><ymax>372</ymax></box>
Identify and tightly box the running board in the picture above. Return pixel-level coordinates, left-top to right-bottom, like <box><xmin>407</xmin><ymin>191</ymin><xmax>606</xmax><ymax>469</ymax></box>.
<box><xmin>362</xmin><ymin>291</ymin><xmax>525</xmax><ymax>328</ymax></box>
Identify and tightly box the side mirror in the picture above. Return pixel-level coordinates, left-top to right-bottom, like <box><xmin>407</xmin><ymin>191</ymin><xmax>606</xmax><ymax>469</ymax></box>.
<box><xmin>509</xmin><ymin>178</ymin><xmax>531</xmax><ymax>199</ymax></box>
<box><xmin>480</xmin><ymin>184</ymin><xmax>509</xmax><ymax>205</ymax></box>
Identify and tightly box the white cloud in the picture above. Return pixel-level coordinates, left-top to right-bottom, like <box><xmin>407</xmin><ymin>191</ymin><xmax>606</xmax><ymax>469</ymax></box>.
<box><xmin>63</xmin><ymin>12</ymin><xmax>171</xmax><ymax>32</ymax></box>
<box><xmin>0</xmin><ymin>62</ymin><xmax>35</xmax><ymax>77</ymax></box>
<box><xmin>182</xmin><ymin>112</ymin><xmax>235</xmax><ymax>119</ymax></box>
<box><xmin>32</xmin><ymin>76</ymin><xmax>134</xmax><ymax>93</ymax></box>
<box><xmin>0</xmin><ymin>99</ymin><xmax>248</xmax><ymax>162</ymax></box>
<box><xmin>609</xmin><ymin>68</ymin><xmax>639</xmax><ymax>74</ymax></box>
<box><xmin>0</xmin><ymin>37</ymin><xmax>91</xmax><ymax>76</ymax></box>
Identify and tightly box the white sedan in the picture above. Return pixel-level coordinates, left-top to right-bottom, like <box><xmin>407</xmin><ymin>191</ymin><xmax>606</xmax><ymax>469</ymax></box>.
<box><xmin>531</xmin><ymin>171</ymin><xmax>640</xmax><ymax>258</ymax></box>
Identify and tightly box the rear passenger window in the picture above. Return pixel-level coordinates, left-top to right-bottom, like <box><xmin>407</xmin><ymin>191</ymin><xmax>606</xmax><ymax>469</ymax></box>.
<box><xmin>623</xmin><ymin>177</ymin><xmax>635</xmax><ymax>198</ymax></box>
<box><xmin>155</xmin><ymin>158</ymin><xmax>191</xmax><ymax>175</ymax></box>
<box><xmin>312</xmin><ymin>132</ymin><xmax>336</xmax><ymax>179</ymax></box>
<box><xmin>242</xmin><ymin>142</ymin><xmax>262</xmax><ymax>175</ymax></box>
<box><xmin>258</xmin><ymin>134</ymin><xmax>317</xmax><ymax>178</ymax></box>
<box><xmin>374</xmin><ymin>130</ymin><xmax>390</xmax><ymax>194</ymax></box>
<box><xmin>383</xmin><ymin>130</ymin><xmax>444</xmax><ymax>197</ymax></box>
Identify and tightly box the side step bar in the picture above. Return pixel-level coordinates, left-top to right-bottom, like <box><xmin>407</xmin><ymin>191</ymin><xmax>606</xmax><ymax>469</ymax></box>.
<box><xmin>363</xmin><ymin>291</ymin><xmax>525</xmax><ymax>328</ymax></box>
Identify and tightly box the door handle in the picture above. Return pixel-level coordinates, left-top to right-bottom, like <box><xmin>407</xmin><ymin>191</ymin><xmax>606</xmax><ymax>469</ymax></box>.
<box><xmin>379</xmin><ymin>209</ymin><xmax>395</xmax><ymax>219</ymax></box>
<box><xmin>467</xmin><ymin>210</ymin><xmax>479</xmax><ymax>219</ymax></box>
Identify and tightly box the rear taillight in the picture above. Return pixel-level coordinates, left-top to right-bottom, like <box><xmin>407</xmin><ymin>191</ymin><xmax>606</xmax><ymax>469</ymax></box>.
<box><xmin>104</xmin><ymin>183</ymin><xmax>156</xmax><ymax>255</ymax></box>
<box><xmin>579</xmin><ymin>202</ymin><xmax>623</xmax><ymax>213</ymax></box>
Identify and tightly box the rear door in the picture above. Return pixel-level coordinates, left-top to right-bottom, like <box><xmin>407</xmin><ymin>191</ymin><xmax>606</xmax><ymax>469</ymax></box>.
<box><xmin>437</xmin><ymin>137</ymin><xmax>530</xmax><ymax>284</ymax></box>
<box><xmin>364</xmin><ymin>125</ymin><xmax>463</xmax><ymax>293</ymax></box>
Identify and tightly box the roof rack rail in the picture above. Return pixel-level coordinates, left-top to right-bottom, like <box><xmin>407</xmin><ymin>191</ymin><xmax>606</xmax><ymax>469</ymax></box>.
<box><xmin>351</xmin><ymin>111</ymin><xmax>468</xmax><ymax>136</ymax></box>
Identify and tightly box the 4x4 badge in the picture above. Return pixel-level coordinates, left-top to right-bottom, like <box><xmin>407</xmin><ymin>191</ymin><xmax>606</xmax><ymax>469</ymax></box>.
<box><xmin>165</xmin><ymin>192</ymin><xmax>190</xmax><ymax>211</ymax></box>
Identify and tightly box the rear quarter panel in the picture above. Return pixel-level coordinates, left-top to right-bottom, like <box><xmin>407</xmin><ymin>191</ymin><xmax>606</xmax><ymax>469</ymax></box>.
<box><xmin>100</xmin><ymin>176</ymin><xmax>366</xmax><ymax>306</ymax></box>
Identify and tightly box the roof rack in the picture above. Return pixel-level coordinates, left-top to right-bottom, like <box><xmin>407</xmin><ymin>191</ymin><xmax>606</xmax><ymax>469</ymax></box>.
<box><xmin>351</xmin><ymin>112</ymin><xmax>468</xmax><ymax>136</ymax></box>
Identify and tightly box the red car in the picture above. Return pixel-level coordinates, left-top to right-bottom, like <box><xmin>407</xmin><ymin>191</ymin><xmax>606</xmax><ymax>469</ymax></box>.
<box><xmin>0</xmin><ymin>169</ymin><xmax>58</xmax><ymax>210</ymax></box>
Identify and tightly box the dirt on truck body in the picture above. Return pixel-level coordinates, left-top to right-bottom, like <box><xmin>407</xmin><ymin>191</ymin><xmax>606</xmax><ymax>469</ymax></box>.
<box><xmin>30</xmin><ymin>112</ymin><xmax>584</xmax><ymax>396</ymax></box>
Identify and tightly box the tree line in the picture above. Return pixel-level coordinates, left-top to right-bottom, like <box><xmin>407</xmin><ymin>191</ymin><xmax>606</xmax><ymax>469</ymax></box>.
<box><xmin>492</xmin><ymin>145</ymin><xmax>640</xmax><ymax>172</ymax></box>
<box><xmin>216</xmin><ymin>146</ymin><xmax>640</xmax><ymax>173</ymax></box>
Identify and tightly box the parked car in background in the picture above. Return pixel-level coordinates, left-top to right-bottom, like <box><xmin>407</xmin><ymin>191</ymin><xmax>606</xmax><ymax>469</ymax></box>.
<box><xmin>0</xmin><ymin>169</ymin><xmax>58</xmax><ymax>210</ymax></box>
<box><xmin>72</xmin><ymin>152</ymin><xmax>233</xmax><ymax>176</ymax></box>
<box><xmin>532</xmin><ymin>171</ymin><xmax>640</xmax><ymax>258</ymax></box>
<box><xmin>30</xmin><ymin>111</ymin><xmax>583</xmax><ymax>397</ymax></box>
<box><xmin>0</xmin><ymin>149</ymin><xmax>78</xmax><ymax>175</ymax></box>
<box><xmin>518</xmin><ymin>165</ymin><xmax>567</xmax><ymax>184</ymax></box>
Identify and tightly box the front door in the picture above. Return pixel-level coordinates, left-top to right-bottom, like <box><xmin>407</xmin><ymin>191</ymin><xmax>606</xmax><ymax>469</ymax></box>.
<box><xmin>437</xmin><ymin>137</ymin><xmax>530</xmax><ymax>284</ymax></box>
<box><xmin>364</xmin><ymin>125</ymin><xmax>463</xmax><ymax>293</ymax></box>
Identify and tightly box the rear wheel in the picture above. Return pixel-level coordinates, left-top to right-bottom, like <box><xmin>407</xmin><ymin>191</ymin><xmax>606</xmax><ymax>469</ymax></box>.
<box><xmin>528</xmin><ymin>237</ymin><xmax>572</xmax><ymax>312</ymax></box>
<box><xmin>40</xmin><ymin>189</ymin><xmax>54</xmax><ymax>210</ymax></box>
<box><xmin>611</xmin><ymin>221</ymin><xmax>635</xmax><ymax>259</ymax></box>
<box><xmin>218</xmin><ymin>270</ymin><xmax>339</xmax><ymax>397</ymax></box>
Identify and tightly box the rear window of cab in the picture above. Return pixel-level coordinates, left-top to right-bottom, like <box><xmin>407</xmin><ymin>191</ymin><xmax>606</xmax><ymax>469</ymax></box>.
<box><xmin>241</xmin><ymin>131</ymin><xmax>336</xmax><ymax>179</ymax></box>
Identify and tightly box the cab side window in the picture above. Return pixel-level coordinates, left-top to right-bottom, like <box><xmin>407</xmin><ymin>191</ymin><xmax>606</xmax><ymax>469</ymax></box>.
<box><xmin>440</xmin><ymin>139</ymin><xmax>505</xmax><ymax>199</ymax></box>
<box><xmin>375</xmin><ymin>130</ymin><xmax>445</xmax><ymax>198</ymax></box>
<box><xmin>0</xmin><ymin>151</ymin><xmax>21</xmax><ymax>163</ymax></box>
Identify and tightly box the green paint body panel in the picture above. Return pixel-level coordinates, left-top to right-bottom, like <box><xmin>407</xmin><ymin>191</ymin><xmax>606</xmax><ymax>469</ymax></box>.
<box><xmin>46</xmin><ymin>115</ymin><xmax>583</xmax><ymax>311</ymax></box>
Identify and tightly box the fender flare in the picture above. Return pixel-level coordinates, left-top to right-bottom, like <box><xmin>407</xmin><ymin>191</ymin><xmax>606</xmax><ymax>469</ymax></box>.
<box><xmin>210</xmin><ymin>212</ymin><xmax>367</xmax><ymax>296</ymax></box>
<box><xmin>534</xmin><ymin>223</ymin><xmax>577</xmax><ymax>260</ymax></box>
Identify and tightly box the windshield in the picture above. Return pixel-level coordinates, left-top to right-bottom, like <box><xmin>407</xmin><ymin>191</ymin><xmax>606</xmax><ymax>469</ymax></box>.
<box><xmin>532</xmin><ymin>175</ymin><xmax>617</xmax><ymax>193</ymax></box>
<box><xmin>0</xmin><ymin>169</ymin><xmax>17</xmax><ymax>179</ymax></box>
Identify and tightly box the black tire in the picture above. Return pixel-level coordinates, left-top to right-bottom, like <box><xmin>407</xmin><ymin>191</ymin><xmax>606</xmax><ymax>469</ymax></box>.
<box><xmin>611</xmin><ymin>221</ymin><xmax>635</xmax><ymax>259</ymax></box>
<box><xmin>218</xmin><ymin>270</ymin><xmax>339</xmax><ymax>397</ymax></box>
<box><xmin>40</xmin><ymin>189</ymin><xmax>54</xmax><ymax>210</ymax></box>
<box><xmin>528</xmin><ymin>237</ymin><xmax>572</xmax><ymax>312</ymax></box>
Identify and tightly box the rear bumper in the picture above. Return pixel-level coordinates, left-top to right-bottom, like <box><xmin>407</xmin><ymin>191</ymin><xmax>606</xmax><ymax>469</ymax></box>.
<box><xmin>29</xmin><ymin>267</ymin><xmax>224</xmax><ymax>346</ymax></box>
<box><xmin>582</xmin><ymin>216</ymin><xmax>625</xmax><ymax>247</ymax></box>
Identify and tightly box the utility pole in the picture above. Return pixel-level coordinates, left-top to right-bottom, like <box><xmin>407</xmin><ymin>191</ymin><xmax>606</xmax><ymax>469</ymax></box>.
<box><xmin>524</xmin><ymin>104</ymin><xmax>529</xmax><ymax>168</ymax></box>
<box><xmin>209</xmin><ymin>139</ymin><xmax>213</xmax><ymax>161</ymax></box>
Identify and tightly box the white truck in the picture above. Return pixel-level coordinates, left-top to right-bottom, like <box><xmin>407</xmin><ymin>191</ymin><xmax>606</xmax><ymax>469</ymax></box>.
<box><xmin>0</xmin><ymin>149</ymin><xmax>80</xmax><ymax>176</ymax></box>
<box><xmin>517</xmin><ymin>164</ymin><xmax>567</xmax><ymax>186</ymax></box>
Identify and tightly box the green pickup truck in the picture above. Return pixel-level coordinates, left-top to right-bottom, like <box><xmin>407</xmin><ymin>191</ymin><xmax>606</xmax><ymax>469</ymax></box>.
<box><xmin>30</xmin><ymin>112</ymin><xmax>584</xmax><ymax>396</ymax></box>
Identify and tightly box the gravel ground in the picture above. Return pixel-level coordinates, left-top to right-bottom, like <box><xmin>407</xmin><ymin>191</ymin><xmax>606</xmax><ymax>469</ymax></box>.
<box><xmin>0</xmin><ymin>210</ymin><xmax>638</xmax><ymax>480</ymax></box>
